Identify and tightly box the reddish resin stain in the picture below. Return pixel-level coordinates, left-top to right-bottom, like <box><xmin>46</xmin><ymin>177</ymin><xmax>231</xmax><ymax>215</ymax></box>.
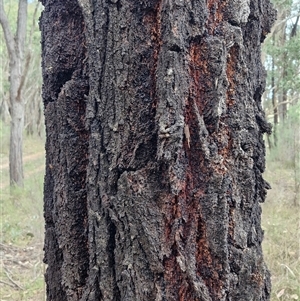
<box><xmin>207</xmin><ymin>0</ymin><xmax>227</xmax><ymax>34</ymax></box>
<box><xmin>226</xmin><ymin>45</ymin><xmax>238</xmax><ymax>107</ymax></box>
<box><xmin>142</xmin><ymin>1</ymin><xmax>162</xmax><ymax>110</ymax></box>
<box><xmin>188</xmin><ymin>42</ymin><xmax>207</xmax><ymax>117</ymax></box>
<box><xmin>160</xmin><ymin>2</ymin><xmax>242</xmax><ymax>298</ymax></box>
<box><xmin>160</xmin><ymin>40</ymin><xmax>228</xmax><ymax>298</ymax></box>
<box><xmin>161</xmin><ymin>147</ymin><xmax>213</xmax><ymax>299</ymax></box>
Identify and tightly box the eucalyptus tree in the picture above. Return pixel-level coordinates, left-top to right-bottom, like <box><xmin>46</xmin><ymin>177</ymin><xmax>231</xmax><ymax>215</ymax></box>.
<box><xmin>0</xmin><ymin>0</ymin><xmax>42</xmax><ymax>186</ymax></box>
<box><xmin>0</xmin><ymin>0</ymin><xmax>27</xmax><ymax>186</ymax></box>
<box><xmin>263</xmin><ymin>0</ymin><xmax>300</xmax><ymax>145</ymax></box>
<box><xmin>41</xmin><ymin>0</ymin><xmax>276</xmax><ymax>300</ymax></box>
<box><xmin>263</xmin><ymin>0</ymin><xmax>300</xmax><ymax>204</ymax></box>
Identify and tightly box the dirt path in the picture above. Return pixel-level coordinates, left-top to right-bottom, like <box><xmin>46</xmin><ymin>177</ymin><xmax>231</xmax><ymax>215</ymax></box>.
<box><xmin>0</xmin><ymin>151</ymin><xmax>45</xmax><ymax>170</ymax></box>
<box><xmin>0</xmin><ymin>151</ymin><xmax>45</xmax><ymax>190</ymax></box>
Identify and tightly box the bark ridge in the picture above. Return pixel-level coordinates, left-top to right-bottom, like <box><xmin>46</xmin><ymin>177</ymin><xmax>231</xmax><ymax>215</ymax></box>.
<box><xmin>41</xmin><ymin>0</ymin><xmax>276</xmax><ymax>300</ymax></box>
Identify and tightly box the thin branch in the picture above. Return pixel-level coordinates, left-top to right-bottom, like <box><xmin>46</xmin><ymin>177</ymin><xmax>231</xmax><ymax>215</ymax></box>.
<box><xmin>16</xmin><ymin>0</ymin><xmax>27</xmax><ymax>57</ymax></box>
<box><xmin>0</xmin><ymin>279</ymin><xmax>16</xmax><ymax>288</ymax></box>
<box><xmin>265</xmin><ymin>99</ymin><xmax>296</xmax><ymax>117</ymax></box>
<box><xmin>264</xmin><ymin>12</ymin><xmax>300</xmax><ymax>42</ymax></box>
<box><xmin>0</xmin><ymin>0</ymin><xmax>16</xmax><ymax>59</ymax></box>
<box><xmin>3</xmin><ymin>267</ymin><xmax>24</xmax><ymax>290</ymax></box>
<box><xmin>17</xmin><ymin>51</ymin><xmax>31</xmax><ymax>101</ymax></box>
<box><xmin>273</xmin><ymin>99</ymin><xmax>293</xmax><ymax>110</ymax></box>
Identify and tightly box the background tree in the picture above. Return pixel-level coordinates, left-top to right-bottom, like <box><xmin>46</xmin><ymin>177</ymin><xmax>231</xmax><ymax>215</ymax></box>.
<box><xmin>41</xmin><ymin>0</ymin><xmax>276</xmax><ymax>300</ymax></box>
<box><xmin>24</xmin><ymin>1</ymin><xmax>43</xmax><ymax>137</ymax></box>
<box><xmin>0</xmin><ymin>0</ymin><xmax>42</xmax><ymax>187</ymax></box>
<box><xmin>263</xmin><ymin>0</ymin><xmax>300</xmax><ymax>205</ymax></box>
<box><xmin>0</xmin><ymin>0</ymin><xmax>27</xmax><ymax>187</ymax></box>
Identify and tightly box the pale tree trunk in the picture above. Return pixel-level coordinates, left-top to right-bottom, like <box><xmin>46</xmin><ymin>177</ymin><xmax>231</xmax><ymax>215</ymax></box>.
<box><xmin>0</xmin><ymin>0</ymin><xmax>27</xmax><ymax>187</ymax></box>
<box><xmin>41</xmin><ymin>0</ymin><xmax>276</xmax><ymax>300</ymax></box>
<box><xmin>9</xmin><ymin>100</ymin><xmax>25</xmax><ymax>187</ymax></box>
<box><xmin>279</xmin><ymin>23</ymin><xmax>287</xmax><ymax>123</ymax></box>
<box><xmin>271</xmin><ymin>34</ymin><xmax>278</xmax><ymax>147</ymax></box>
<box><xmin>273</xmin><ymin>9</ymin><xmax>288</xmax><ymax>124</ymax></box>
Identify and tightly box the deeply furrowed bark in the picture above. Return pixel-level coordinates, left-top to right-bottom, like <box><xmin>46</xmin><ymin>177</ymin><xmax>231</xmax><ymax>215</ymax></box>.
<box><xmin>41</xmin><ymin>1</ymin><xmax>89</xmax><ymax>299</ymax></box>
<box><xmin>41</xmin><ymin>0</ymin><xmax>276</xmax><ymax>300</ymax></box>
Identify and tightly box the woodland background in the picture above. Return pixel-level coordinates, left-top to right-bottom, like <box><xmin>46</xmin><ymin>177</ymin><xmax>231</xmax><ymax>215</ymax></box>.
<box><xmin>0</xmin><ymin>0</ymin><xmax>299</xmax><ymax>300</ymax></box>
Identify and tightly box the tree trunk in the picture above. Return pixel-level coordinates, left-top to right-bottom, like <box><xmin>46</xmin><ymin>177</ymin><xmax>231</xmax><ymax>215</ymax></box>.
<box><xmin>271</xmin><ymin>35</ymin><xmax>277</xmax><ymax>147</ymax></box>
<box><xmin>9</xmin><ymin>44</ymin><xmax>25</xmax><ymax>187</ymax></box>
<box><xmin>41</xmin><ymin>0</ymin><xmax>276</xmax><ymax>300</ymax></box>
<box><xmin>0</xmin><ymin>0</ymin><xmax>28</xmax><ymax>187</ymax></box>
<box><xmin>9</xmin><ymin>97</ymin><xmax>25</xmax><ymax>187</ymax></box>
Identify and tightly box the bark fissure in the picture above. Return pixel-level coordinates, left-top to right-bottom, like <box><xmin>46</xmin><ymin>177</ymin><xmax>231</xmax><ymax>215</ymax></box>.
<box><xmin>41</xmin><ymin>0</ymin><xmax>276</xmax><ymax>300</ymax></box>
<box><xmin>107</xmin><ymin>217</ymin><xmax>121</xmax><ymax>300</ymax></box>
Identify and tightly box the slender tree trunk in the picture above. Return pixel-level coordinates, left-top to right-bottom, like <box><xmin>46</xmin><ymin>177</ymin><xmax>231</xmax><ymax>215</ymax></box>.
<box><xmin>294</xmin><ymin>132</ymin><xmax>300</xmax><ymax>206</ymax></box>
<box><xmin>280</xmin><ymin>25</ymin><xmax>287</xmax><ymax>123</ymax></box>
<box><xmin>41</xmin><ymin>0</ymin><xmax>276</xmax><ymax>300</ymax></box>
<box><xmin>271</xmin><ymin>35</ymin><xmax>277</xmax><ymax>147</ymax></box>
<box><xmin>9</xmin><ymin>96</ymin><xmax>25</xmax><ymax>187</ymax></box>
<box><xmin>275</xmin><ymin>10</ymin><xmax>288</xmax><ymax>124</ymax></box>
<box><xmin>9</xmin><ymin>47</ymin><xmax>24</xmax><ymax>186</ymax></box>
<box><xmin>0</xmin><ymin>0</ymin><xmax>27</xmax><ymax>187</ymax></box>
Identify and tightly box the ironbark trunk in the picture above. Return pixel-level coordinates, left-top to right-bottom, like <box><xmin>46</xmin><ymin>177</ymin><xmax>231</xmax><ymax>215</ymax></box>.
<box><xmin>41</xmin><ymin>0</ymin><xmax>276</xmax><ymax>300</ymax></box>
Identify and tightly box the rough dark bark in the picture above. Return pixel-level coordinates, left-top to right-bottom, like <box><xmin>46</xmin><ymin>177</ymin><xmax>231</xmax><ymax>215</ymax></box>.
<box><xmin>41</xmin><ymin>0</ymin><xmax>276</xmax><ymax>300</ymax></box>
<box><xmin>40</xmin><ymin>1</ymin><xmax>89</xmax><ymax>299</ymax></box>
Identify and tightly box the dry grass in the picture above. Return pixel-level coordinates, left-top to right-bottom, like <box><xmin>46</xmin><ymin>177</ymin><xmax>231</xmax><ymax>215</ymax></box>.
<box><xmin>0</xmin><ymin>123</ymin><xmax>45</xmax><ymax>300</ymax></box>
<box><xmin>262</xmin><ymin>160</ymin><xmax>300</xmax><ymax>301</ymax></box>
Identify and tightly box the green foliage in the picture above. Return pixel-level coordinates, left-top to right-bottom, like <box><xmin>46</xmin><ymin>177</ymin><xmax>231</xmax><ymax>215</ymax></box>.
<box><xmin>263</xmin><ymin>0</ymin><xmax>300</xmax><ymax>117</ymax></box>
<box><xmin>263</xmin><ymin>0</ymin><xmax>300</xmax><ymax>208</ymax></box>
<box><xmin>268</xmin><ymin>103</ymin><xmax>300</xmax><ymax>167</ymax></box>
<box><xmin>263</xmin><ymin>2</ymin><xmax>300</xmax><ymax>287</ymax></box>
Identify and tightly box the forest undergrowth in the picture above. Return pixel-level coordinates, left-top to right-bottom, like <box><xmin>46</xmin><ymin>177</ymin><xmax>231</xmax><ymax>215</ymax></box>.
<box><xmin>0</xmin><ymin>122</ymin><xmax>45</xmax><ymax>301</ymax></box>
<box><xmin>262</xmin><ymin>160</ymin><xmax>300</xmax><ymax>300</ymax></box>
